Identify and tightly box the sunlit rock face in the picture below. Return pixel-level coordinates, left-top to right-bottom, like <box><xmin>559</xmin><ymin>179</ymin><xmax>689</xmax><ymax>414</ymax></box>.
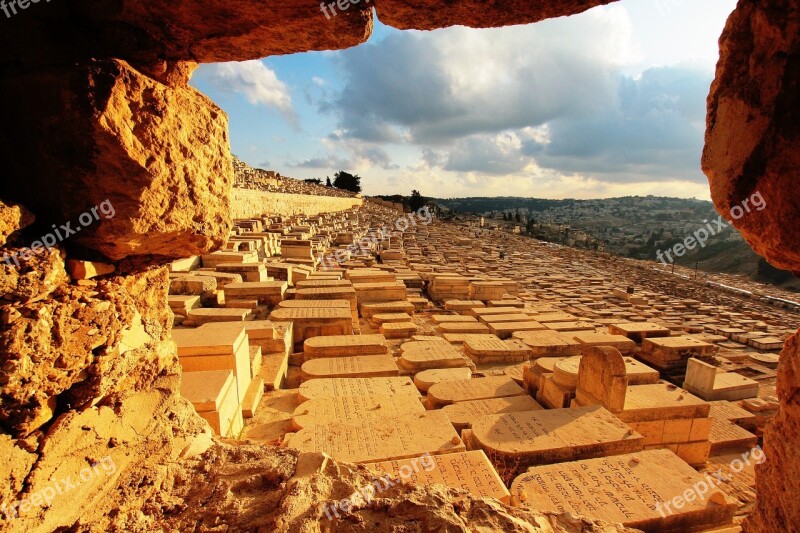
<box><xmin>375</xmin><ymin>0</ymin><xmax>618</xmax><ymax>30</ymax></box>
<box><xmin>703</xmin><ymin>0</ymin><xmax>800</xmax><ymax>274</ymax></box>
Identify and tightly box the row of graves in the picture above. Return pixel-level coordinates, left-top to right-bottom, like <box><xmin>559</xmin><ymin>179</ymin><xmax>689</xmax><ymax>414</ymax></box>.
<box><xmin>169</xmin><ymin>204</ymin><xmax>795</xmax><ymax>532</ymax></box>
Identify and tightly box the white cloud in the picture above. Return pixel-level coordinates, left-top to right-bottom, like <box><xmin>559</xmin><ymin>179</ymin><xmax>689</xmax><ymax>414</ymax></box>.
<box><xmin>203</xmin><ymin>60</ymin><xmax>294</xmax><ymax>119</ymax></box>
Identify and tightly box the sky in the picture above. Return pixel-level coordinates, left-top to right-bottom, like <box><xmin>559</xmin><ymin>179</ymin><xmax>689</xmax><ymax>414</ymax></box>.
<box><xmin>190</xmin><ymin>0</ymin><xmax>738</xmax><ymax>200</ymax></box>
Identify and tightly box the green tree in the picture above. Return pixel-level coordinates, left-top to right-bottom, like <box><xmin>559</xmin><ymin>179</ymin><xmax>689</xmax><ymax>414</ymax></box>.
<box><xmin>326</xmin><ymin>176</ymin><xmax>332</xmax><ymax>187</ymax></box>
<box><xmin>333</xmin><ymin>171</ymin><xmax>362</xmax><ymax>193</ymax></box>
<box><xmin>409</xmin><ymin>190</ymin><xmax>427</xmax><ymax>211</ymax></box>
<box><xmin>304</xmin><ymin>178</ymin><xmax>322</xmax><ymax>185</ymax></box>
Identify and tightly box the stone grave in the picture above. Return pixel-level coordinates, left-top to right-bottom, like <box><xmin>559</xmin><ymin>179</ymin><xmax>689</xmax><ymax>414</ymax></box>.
<box><xmin>173</xmin><ymin>326</ymin><xmax>251</xmax><ymax>406</ymax></box>
<box><xmin>303</xmin><ymin>334</ymin><xmax>388</xmax><ymax>361</ymax></box>
<box><xmin>364</xmin><ymin>450</ymin><xmax>510</xmax><ymax>501</ymax></box>
<box><xmin>571</xmin><ymin>332</ymin><xmax>637</xmax><ymax>352</ymax></box>
<box><xmin>413</xmin><ymin>368</ymin><xmax>472</xmax><ymax>392</ymax></box>
<box><xmin>380</xmin><ymin>321</ymin><xmax>418</xmax><ymax>339</ymax></box>
<box><xmin>463</xmin><ymin>336</ymin><xmax>532</xmax><ymax>364</ymax></box>
<box><xmin>488</xmin><ymin>321</ymin><xmax>548</xmax><ymax>339</ymax></box>
<box><xmin>572</xmin><ymin>346</ymin><xmax>628</xmax><ymax>413</ymax></box>
<box><xmin>512</xmin><ymin>330</ymin><xmax>582</xmax><ymax>357</ymax></box>
<box><xmin>442</xmin><ymin>395</ymin><xmax>542</xmax><ymax>431</ymax></box>
<box><xmin>286</xmin><ymin>411</ymin><xmax>465</xmax><ymax>464</ymax></box>
<box><xmin>300</xmin><ymin>355</ymin><xmax>399</xmax><ymax>381</ymax></box>
<box><xmin>398</xmin><ymin>341</ymin><xmax>469</xmax><ymax>372</ymax></box>
<box><xmin>683</xmin><ymin>358</ymin><xmax>760</xmax><ymax>401</ymax></box>
<box><xmin>223</xmin><ymin>281</ymin><xmax>288</xmax><ymax>307</ymax></box>
<box><xmin>608</xmin><ymin>322</ymin><xmax>671</xmax><ymax>342</ymax></box>
<box><xmin>290</xmin><ymin>393</ymin><xmax>425</xmax><ymax>430</ymax></box>
<box><xmin>268</xmin><ymin>307</ymin><xmax>353</xmax><ymax>350</ymax></box>
<box><xmin>297</xmin><ymin>377</ymin><xmax>421</xmax><ymax>402</ymax></box>
<box><xmin>510</xmin><ymin>449</ymin><xmax>737</xmax><ymax>531</ymax></box>
<box><xmin>465</xmin><ymin>405</ymin><xmax>644</xmax><ymax>467</ymax></box>
<box><xmin>180</xmin><ymin>369</ymin><xmax>242</xmax><ymax>437</ymax></box>
<box><xmin>426</xmin><ymin>376</ymin><xmax>527</xmax><ymax>409</ymax></box>
<box><xmin>618</xmin><ymin>383</ymin><xmax>712</xmax><ymax>466</ymax></box>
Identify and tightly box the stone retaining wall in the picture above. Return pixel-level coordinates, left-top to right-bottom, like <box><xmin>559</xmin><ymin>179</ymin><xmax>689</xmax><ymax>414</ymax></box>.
<box><xmin>231</xmin><ymin>188</ymin><xmax>363</xmax><ymax>218</ymax></box>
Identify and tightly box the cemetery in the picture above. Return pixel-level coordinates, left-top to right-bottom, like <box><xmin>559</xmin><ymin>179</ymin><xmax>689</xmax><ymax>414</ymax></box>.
<box><xmin>0</xmin><ymin>0</ymin><xmax>797</xmax><ymax>531</ymax></box>
<box><xmin>158</xmin><ymin>197</ymin><xmax>795</xmax><ymax>531</ymax></box>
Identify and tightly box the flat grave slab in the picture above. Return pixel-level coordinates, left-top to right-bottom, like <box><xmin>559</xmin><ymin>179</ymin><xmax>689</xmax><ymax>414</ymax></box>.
<box><xmin>187</xmin><ymin>307</ymin><xmax>252</xmax><ymax>324</ymax></box>
<box><xmin>427</xmin><ymin>376</ymin><xmax>527</xmax><ymax>409</ymax></box>
<box><xmin>431</xmin><ymin>314</ymin><xmax>480</xmax><ymax>324</ymax></box>
<box><xmin>466</xmin><ymin>405</ymin><xmax>644</xmax><ymax>467</ymax></box>
<box><xmin>511</xmin><ymin>449</ymin><xmax>737</xmax><ymax>531</ymax></box>
<box><xmin>303</xmin><ymin>334</ymin><xmax>388</xmax><ymax>360</ymax></box>
<box><xmin>398</xmin><ymin>341</ymin><xmax>468</xmax><ymax>371</ymax></box>
<box><xmin>488</xmin><ymin>321</ymin><xmax>548</xmax><ymax>339</ymax></box>
<box><xmin>413</xmin><ymin>367</ymin><xmax>472</xmax><ymax>392</ymax></box>
<box><xmin>620</xmin><ymin>383</ymin><xmax>710</xmax><ymax>423</ymax></box>
<box><xmin>277</xmin><ymin>299</ymin><xmax>351</xmax><ymax>310</ymax></box>
<box><xmin>269</xmin><ymin>307</ymin><xmax>354</xmax><ymax>348</ymax></box>
<box><xmin>709</xmin><ymin>417</ymin><xmax>758</xmax><ymax>452</ymax></box>
<box><xmin>608</xmin><ymin>322</ymin><xmax>671</xmax><ymax>342</ymax></box>
<box><xmin>642</xmin><ymin>336</ymin><xmax>718</xmax><ymax>360</ymax></box>
<box><xmin>528</xmin><ymin>312</ymin><xmax>578</xmax><ymax>323</ymax></box>
<box><xmin>479</xmin><ymin>313</ymin><xmax>532</xmax><ymax>324</ymax></box>
<box><xmin>437</xmin><ymin>322</ymin><xmax>492</xmax><ymax>334</ymax></box>
<box><xmin>470</xmin><ymin>307</ymin><xmax>523</xmax><ymax>318</ymax></box>
<box><xmin>297</xmin><ymin>376</ymin><xmax>421</xmax><ymax>402</ymax></box>
<box><xmin>442</xmin><ymin>395</ymin><xmax>542</xmax><ymax>431</ymax></box>
<box><xmin>464</xmin><ymin>336</ymin><xmax>532</xmax><ymax>363</ymax></box>
<box><xmin>512</xmin><ymin>330</ymin><xmax>582</xmax><ymax>357</ymax></box>
<box><xmin>380</xmin><ymin>321</ymin><xmax>418</xmax><ymax>339</ymax></box>
<box><xmin>571</xmin><ymin>332</ymin><xmax>637</xmax><ymax>352</ymax></box>
<box><xmin>290</xmin><ymin>393</ymin><xmax>425</xmax><ymax>430</ymax></box>
<box><xmin>544</xmin><ymin>321</ymin><xmax>596</xmax><ymax>332</ymax></box>
<box><xmin>360</xmin><ymin>301</ymin><xmax>416</xmax><ymax>318</ymax></box>
<box><xmin>364</xmin><ymin>450</ymin><xmax>510</xmax><ymax>501</ymax></box>
<box><xmin>286</xmin><ymin>411</ymin><xmax>465</xmax><ymax>463</ymax></box>
<box><xmin>300</xmin><ymin>355</ymin><xmax>399</xmax><ymax>381</ymax></box>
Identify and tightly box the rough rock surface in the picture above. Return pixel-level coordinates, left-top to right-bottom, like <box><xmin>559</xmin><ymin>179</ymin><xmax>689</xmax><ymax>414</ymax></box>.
<box><xmin>105</xmin><ymin>443</ymin><xmax>634</xmax><ymax>533</ymax></box>
<box><xmin>0</xmin><ymin>265</ymin><xmax>175</xmax><ymax>436</ymax></box>
<box><xmin>703</xmin><ymin>0</ymin><xmax>800</xmax><ymax>272</ymax></box>
<box><xmin>0</xmin><ymin>1</ymin><xmax>373</xmax><ymax>67</ymax></box>
<box><xmin>0</xmin><ymin>59</ymin><xmax>232</xmax><ymax>262</ymax></box>
<box><xmin>0</xmin><ymin>201</ymin><xmax>34</xmax><ymax>248</ymax></box>
<box><xmin>375</xmin><ymin>0</ymin><xmax>619</xmax><ymax>30</ymax></box>
<box><xmin>746</xmin><ymin>330</ymin><xmax>800</xmax><ymax>532</ymax></box>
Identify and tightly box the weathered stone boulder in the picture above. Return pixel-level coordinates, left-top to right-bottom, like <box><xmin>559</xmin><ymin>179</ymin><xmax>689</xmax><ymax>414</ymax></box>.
<box><xmin>0</xmin><ymin>201</ymin><xmax>34</xmax><ymax>248</ymax></box>
<box><xmin>0</xmin><ymin>59</ymin><xmax>233</xmax><ymax>262</ymax></box>
<box><xmin>703</xmin><ymin>0</ymin><xmax>800</xmax><ymax>272</ymax></box>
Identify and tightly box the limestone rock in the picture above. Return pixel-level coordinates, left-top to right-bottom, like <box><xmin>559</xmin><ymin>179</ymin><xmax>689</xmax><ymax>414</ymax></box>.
<box><xmin>0</xmin><ymin>1</ymin><xmax>373</xmax><ymax>67</ymax></box>
<box><xmin>0</xmin><ymin>200</ymin><xmax>34</xmax><ymax>247</ymax></box>
<box><xmin>0</xmin><ymin>247</ymin><xmax>68</xmax><ymax>303</ymax></box>
<box><xmin>375</xmin><ymin>0</ymin><xmax>618</xmax><ymax>30</ymax></box>
<box><xmin>703</xmin><ymin>0</ymin><xmax>800</xmax><ymax>272</ymax></box>
<box><xmin>747</xmin><ymin>329</ymin><xmax>800</xmax><ymax>531</ymax></box>
<box><xmin>0</xmin><ymin>267</ymin><xmax>176</xmax><ymax>436</ymax></box>
<box><xmin>0</xmin><ymin>59</ymin><xmax>233</xmax><ymax>262</ymax></box>
<box><xmin>66</xmin><ymin>259</ymin><xmax>116</xmax><ymax>280</ymax></box>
